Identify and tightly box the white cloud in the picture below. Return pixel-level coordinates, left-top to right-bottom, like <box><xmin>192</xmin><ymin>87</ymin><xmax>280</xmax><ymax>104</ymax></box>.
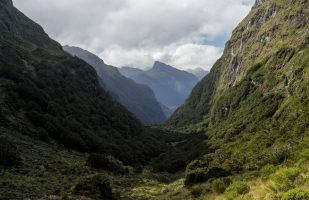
<box><xmin>168</xmin><ymin>44</ymin><xmax>223</xmax><ymax>70</ymax></box>
<box><xmin>99</xmin><ymin>44</ymin><xmax>223</xmax><ymax>70</ymax></box>
<box><xmin>13</xmin><ymin>0</ymin><xmax>254</xmax><ymax>70</ymax></box>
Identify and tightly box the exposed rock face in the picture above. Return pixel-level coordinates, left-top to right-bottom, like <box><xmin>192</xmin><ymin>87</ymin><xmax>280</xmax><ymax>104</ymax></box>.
<box><xmin>168</xmin><ymin>0</ymin><xmax>309</xmax><ymax>183</ymax></box>
<box><xmin>169</xmin><ymin>0</ymin><xmax>309</xmax><ymax>127</ymax></box>
<box><xmin>254</xmin><ymin>0</ymin><xmax>266</xmax><ymax>6</ymax></box>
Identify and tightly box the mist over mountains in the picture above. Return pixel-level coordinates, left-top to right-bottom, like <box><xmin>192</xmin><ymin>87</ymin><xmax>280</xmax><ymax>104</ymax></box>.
<box><xmin>186</xmin><ymin>67</ymin><xmax>209</xmax><ymax>80</ymax></box>
<box><xmin>120</xmin><ymin>62</ymin><xmax>199</xmax><ymax>110</ymax></box>
<box><xmin>63</xmin><ymin>46</ymin><xmax>167</xmax><ymax>124</ymax></box>
<box><xmin>1</xmin><ymin>0</ymin><xmax>309</xmax><ymax>199</ymax></box>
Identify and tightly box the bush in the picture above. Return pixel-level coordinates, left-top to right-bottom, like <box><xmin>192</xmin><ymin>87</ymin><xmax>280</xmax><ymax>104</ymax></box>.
<box><xmin>260</xmin><ymin>164</ymin><xmax>276</xmax><ymax>179</ymax></box>
<box><xmin>224</xmin><ymin>181</ymin><xmax>250</xmax><ymax>200</ymax></box>
<box><xmin>271</xmin><ymin>168</ymin><xmax>300</xmax><ymax>191</ymax></box>
<box><xmin>185</xmin><ymin>166</ymin><xmax>230</xmax><ymax>186</ymax></box>
<box><xmin>133</xmin><ymin>164</ymin><xmax>143</xmax><ymax>174</ymax></box>
<box><xmin>212</xmin><ymin>177</ymin><xmax>232</xmax><ymax>193</ymax></box>
<box><xmin>0</xmin><ymin>137</ymin><xmax>22</xmax><ymax>167</ymax></box>
<box><xmin>281</xmin><ymin>188</ymin><xmax>309</xmax><ymax>200</ymax></box>
<box><xmin>74</xmin><ymin>174</ymin><xmax>113</xmax><ymax>200</ymax></box>
<box><xmin>190</xmin><ymin>187</ymin><xmax>203</xmax><ymax>198</ymax></box>
<box><xmin>185</xmin><ymin>168</ymin><xmax>207</xmax><ymax>186</ymax></box>
<box><xmin>151</xmin><ymin>151</ymin><xmax>188</xmax><ymax>173</ymax></box>
<box><xmin>87</xmin><ymin>154</ymin><xmax>128</xmax><ymax>174</ymax></box>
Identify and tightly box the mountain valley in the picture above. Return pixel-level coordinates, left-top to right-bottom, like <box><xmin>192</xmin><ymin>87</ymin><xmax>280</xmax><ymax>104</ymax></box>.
<box><xmin>0</xmin><ymin>0</ymin><xmax>309</xmax><ymax>199</ymax></box>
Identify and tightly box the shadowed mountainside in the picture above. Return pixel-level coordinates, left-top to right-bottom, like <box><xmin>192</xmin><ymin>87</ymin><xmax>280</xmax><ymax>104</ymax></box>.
<box><xmin>120</xmin><ymin>62</ymin><xmax>199</xmax><ymax>110</ymax></box>
<box><xmin>63</xmin><ymin>46</ymin><xmax>167</xmax><ymax>124</ymax></box>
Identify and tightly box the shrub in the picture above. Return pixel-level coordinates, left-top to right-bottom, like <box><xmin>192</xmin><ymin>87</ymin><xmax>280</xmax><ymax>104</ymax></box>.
<box><xmin>185</xmin><ymin>160</ymin><xmax>230</xmax><ymax>186</ymax></box>
<box><xmin>271</xmin><ymin>168</ymin><xmax>300</xmax><ymax>191</ymax></box>
<box><xmin>240</xmin><ymin>194</ymin><xmax>255</xmax><ymax>200</ymax></box>
<box><xmin>133</xmin><ymin>164</ymin><xmax>143</xmax><ymax>174</ymax></box>
<box><xmin>281</xmin><ymin>188</ymin><xmax>309</xmax><ymax>200</ymax></box>
<box><xmin>212</xmin><ymin>177</ymin><xmax>232</xmax><ymax>193</ymax></box>
<box><xmin>185</xmin><ymin>166</ymin><xmax>230</xmax><ymax>186</ymax></box>
<box><xmin>207</xmin><ymin>167</ymin><xmax>230</xmax><ymax>179</ymax></box>
<box><xmin>260</xmin><ymin>164</ymin><xmax>276</xmax><ymax>179</ymax></box>
<box><xmin>87</xmin><ymin>154</ymin><xmax>128</xmax><ymax>174</ymax></box>
<box><xmin>74</xmin><ymin>174</ymin><xmax>113</xmax><ymax>200</ymax></box>
<box><xmin>151</xmin><ymin>153</ymin><xmax>188</xmax><ymax>173</ymax></box>
<box><xmin>224</xmin><ymin>181</ymin><xmax>250</xmax><ymax>200</ymax></box>
<box><xmin>190</xmin><ymin>187</ymin><xmax>203</xmax><ymax>198</ymax></box>
<box><xmin>0</xmin><ymin>137</ymin><xmax>22</xmax><ymax>167</ymax></box>
<box><xmin>184</xmin><ymin>168</ymin><xmax>207</xmax><ymax>186</ymax></box>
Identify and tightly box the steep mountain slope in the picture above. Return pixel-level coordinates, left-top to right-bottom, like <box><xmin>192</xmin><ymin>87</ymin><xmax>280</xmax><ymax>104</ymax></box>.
<box><xmin>186</xmin><ymin>67</ymin><xmax>209</xmax><ymax>80</ymax></box>
<box><xmin>120</xmin><ymin>62</ymin><xmax>199</xmax><ymax>110</ymax></box>
<box><xmin>168</xmin><ymin>0</ymin><xmax>309</xmax><ymax>184</ymax></box>
<box><xmin>0</xmin><ymin>0</ymin><xmax>166</xmax><ymax>167</ymax></box>
<box><xmin>63</xmin><ymin>46</ymin><xmax>166</xmax><ymax>124</ymax></box>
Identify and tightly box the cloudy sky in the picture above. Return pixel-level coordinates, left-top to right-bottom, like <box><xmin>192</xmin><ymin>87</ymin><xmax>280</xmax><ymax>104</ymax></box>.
<box><xmin>13</xmin><ymin>0</ymin><xmax>255</xmax><ymax>70</ymax></box>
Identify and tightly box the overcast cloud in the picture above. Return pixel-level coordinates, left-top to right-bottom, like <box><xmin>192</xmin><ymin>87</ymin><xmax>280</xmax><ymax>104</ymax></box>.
<box><xmin>13</xmin><ymin>0</ymin><xmax>254</xmax><ymax>70</ymax></box>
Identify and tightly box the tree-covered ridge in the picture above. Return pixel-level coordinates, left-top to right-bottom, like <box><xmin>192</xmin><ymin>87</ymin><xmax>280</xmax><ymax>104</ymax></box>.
<box><xmin>63</xmin><ymin>46</ymin><xmax>167</xmax><ymax>125</ymax></box>
<box><xmin>0</xmin><ymin>0</ymin><xmax>166</xmax><ymax>165</ymax></box>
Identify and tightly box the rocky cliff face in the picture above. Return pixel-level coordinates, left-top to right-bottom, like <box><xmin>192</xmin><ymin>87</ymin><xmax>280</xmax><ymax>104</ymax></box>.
<box><xmin>169</xmin><ymin>0</ymin><xmax>309</xmax><ymax>127</ymax></box>
<box><xmin>168</xmin><ymin>0</ymin><xmax>309</xmax><ymax>179</ymax></box>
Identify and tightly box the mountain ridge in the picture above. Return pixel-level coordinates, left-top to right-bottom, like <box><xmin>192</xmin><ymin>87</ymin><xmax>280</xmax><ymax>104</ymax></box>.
<box><xmin>0</xmin><ymin>0</ymin><xmax>167</xmax><ymax>167</ymax></box>
<box><xmin>63</xmin><ymin>45</ymin><xmax>167</xmax><ymax>124</ymax></box>
<box><xmin>166</xmin><ymin>0</ymin><xmax>309</xmax><ymax>187</ymax></box>
<box><xmin>120</xmin><ymin>62</ymin><xmax>199</xmax><ymax>109</ymax></box>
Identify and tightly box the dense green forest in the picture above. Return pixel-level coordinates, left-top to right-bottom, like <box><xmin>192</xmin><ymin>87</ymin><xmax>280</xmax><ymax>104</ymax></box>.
<box><xmin>0</xmin><ymin>0</ymin><xmax>309</xmax><ymax>199</ymax></box>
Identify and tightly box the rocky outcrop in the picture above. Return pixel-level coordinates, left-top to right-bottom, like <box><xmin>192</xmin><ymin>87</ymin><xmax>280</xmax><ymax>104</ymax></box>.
<box><xmin>168</xmin><ymin>0</ymin><xmax>309</xmax><ymax>127</ymax></box>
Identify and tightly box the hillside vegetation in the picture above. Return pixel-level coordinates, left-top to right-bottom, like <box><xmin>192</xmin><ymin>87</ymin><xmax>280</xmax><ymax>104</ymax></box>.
<box><xmin>165</xmin><ymin>0</ymin><xmax>309</xmax><ymax>198</ymax></box>
<box><xmin>0</xmin><ymin>0</ymin><xmax>168</xmax><ymax>169</ymax></box>
<box><xmin>1</xmin><ymin>0</ymin><xmax>309</xmax><ymax>199</ymax></box>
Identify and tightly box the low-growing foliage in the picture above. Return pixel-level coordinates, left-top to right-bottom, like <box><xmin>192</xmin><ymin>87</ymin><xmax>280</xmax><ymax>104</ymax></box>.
<box><xmin>190</xmin><ymin>187</ymin><xmax>203</xmax><ymax>198</ymax></box>
<box><xmin>211</xmin><ymin>177</ymin><xmax>232</xmax><ymax>193</ymax></box>
<box><xmin>87</xmin><ymin>154</ymin><xmax>128</xmax><ymax>174</ymax></box>
<box><xmin>260</xmin><ymin>164</ymin><xmax>276</xmax><ymax>179</ymax></box>
<box><xmin>271</xmin><ymin>168</ymin><xmax>300</xmax><ymax>191</ymax></box>
<box><xmin>0</xmin><ymin>137</ymin><xmax>22</xmax><ymax>167</ymax></box>
<box><xmin>185</xmin><ymin>165</ymin><xmax>230</xmax><ymax>186</ymax></box>
<box><xmin>73</xmin><ymin>174</ymin><xmax>114</xmax><ymax>200</ymax></box>
<box><xmin>281</xmin><ymin>188</ymin><xmax>309</xmax><ymax>200</ymax></box>
<box><xmin>224</xmin><ymin>181</ymin><xmax>250</xmax><ymax>200</ymax></box>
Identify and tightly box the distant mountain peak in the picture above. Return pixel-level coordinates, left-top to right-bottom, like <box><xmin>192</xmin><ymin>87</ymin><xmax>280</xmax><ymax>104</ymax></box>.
<box><xmin>64</xmin><ymin>46</ymin><xmax>167</xmax><ymax>124</ymax></box>
<box><xmin>63</xmin><ymin>45</ymin><xmax>105</xmax><ymax>64</ymax></box>
<box><xmin>152</xmin><ymin>61</ymin><xmax>175</xmax><ymax>71</ymax></box>
<box><xmin>120</xmin><ymin>62</ymin><xmax>199</xmax><ymax>109</ymax></box>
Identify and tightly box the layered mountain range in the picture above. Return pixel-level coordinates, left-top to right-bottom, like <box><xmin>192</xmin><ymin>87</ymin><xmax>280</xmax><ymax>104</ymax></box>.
<box><xmin>120</xmin><ymin>62</ymin><xmax>199</xmax><ymax>110</ymax></box>
<box><xmin>1</xmin><ymin>0</ymin><xmax>309</xmax><ymax>199</ymax></box>
<box><xmin>0</xmin><ymin>0</ymin><xmax>166</xmax><ymax>167</ymax></box>
<box><xmin>63</xmin><ymin>46</ymin><xmax>167</xmax><ymax>124</ymax></box>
